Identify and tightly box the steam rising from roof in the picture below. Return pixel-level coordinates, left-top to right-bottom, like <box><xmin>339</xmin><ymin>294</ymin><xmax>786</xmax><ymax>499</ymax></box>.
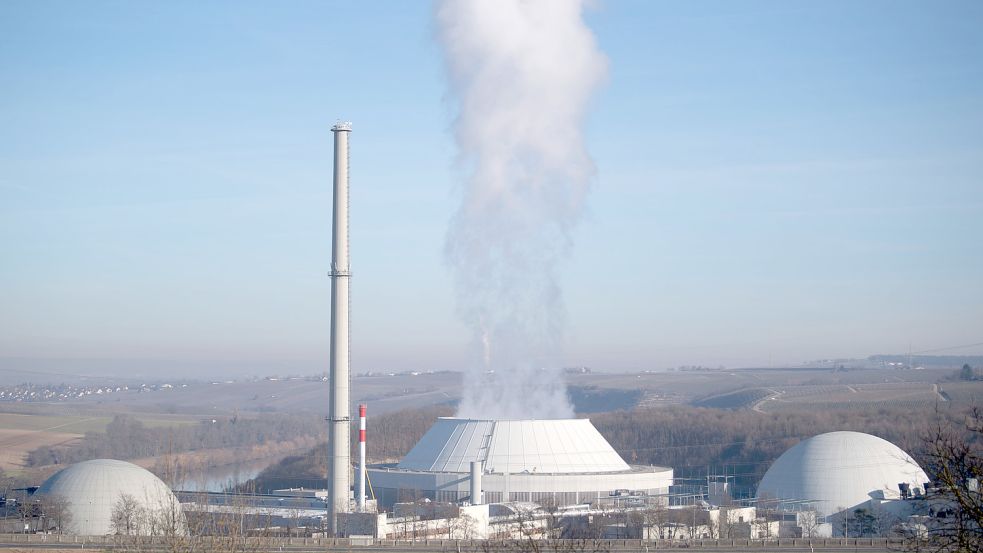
<box><xmin>435</xmin><ymin>0</ymin><xmax>607</xmax><ymax>419</ymax></box>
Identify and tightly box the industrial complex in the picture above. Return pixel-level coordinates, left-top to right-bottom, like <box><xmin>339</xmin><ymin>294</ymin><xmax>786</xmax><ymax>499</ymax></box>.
<box><xmin>5</xmin><ymin>124</ymin><xmax>966</xmax><ymax>547</ymax></box>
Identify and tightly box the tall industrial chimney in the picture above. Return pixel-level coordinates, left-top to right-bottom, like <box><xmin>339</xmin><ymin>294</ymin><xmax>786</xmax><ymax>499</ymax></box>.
<box><xmin>328</xmin><ymin>121</ymin><xmax>352</xmax><ymax>534</ymax></box>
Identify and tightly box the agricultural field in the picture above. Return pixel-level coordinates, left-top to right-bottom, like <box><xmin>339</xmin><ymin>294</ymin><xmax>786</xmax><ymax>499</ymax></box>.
<box><xmin>0</xmin><ymin>407</ymin><xmax>199</xmax><ymax>472</ymax></box>
<box><xmin>691</xmin><ymin>387</ymin><xmax>775</xmax><ymax>409</ymax></box>
<box><xmin>1</xmin><ymin>365</ymin><xmax>972</xmax><ymax>421</ymax></box>
<box><xmin>754</xmin><ymin>381</ymin><xmax>943</xmax><ymax>413</ymax></box>
<box><xmin>0</xmin><ymin>428</ymin><xmax>82</xmax><ymax>471</ymax></box>
<box><xmin>567</xmin><ymin>366</ymin><xmax>964</xmax><ymax>414</ymax></box>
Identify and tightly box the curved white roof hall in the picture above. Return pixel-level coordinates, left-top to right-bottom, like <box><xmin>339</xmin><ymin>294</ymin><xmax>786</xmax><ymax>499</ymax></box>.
<box><xmin>36</xmin><ymin>458</ymin><xmax>185</xmax><ymax>535</ymax></box>
<box><xmin>397</xmin><ymin>418</ymin><xmax>630</xmax><ymax>474</ymax></box>
<box><xmin>757</xmin><ymin>431</ymin><xmax>929</xmax><ymax>517</ymax></box>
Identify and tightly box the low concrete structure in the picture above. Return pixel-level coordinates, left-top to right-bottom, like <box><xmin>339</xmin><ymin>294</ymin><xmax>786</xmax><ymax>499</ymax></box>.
<box><xmin>338</xmin><ymin>504</ymin><xmax>491</xmax><ymax>539</ymax></box>
<box><xmin>618</xmin><ymin>505</ymin><xmax>828</xmax><ymax>540</ymax></box>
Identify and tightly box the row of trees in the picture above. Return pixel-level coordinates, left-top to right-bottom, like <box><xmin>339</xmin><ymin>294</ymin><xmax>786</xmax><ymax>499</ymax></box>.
<box><xmin>25</xmin><ymin>413</ymin><xmax>325</xmax><ymax>467</ymax></box>
<box><xmin>959</xmin><ymin>364</ymin><xmax>981</xmax><ymax>381</ymax></box>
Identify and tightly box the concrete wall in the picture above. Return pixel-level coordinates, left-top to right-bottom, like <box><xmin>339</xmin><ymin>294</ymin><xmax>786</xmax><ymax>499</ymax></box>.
<box><xmin>369</xmin><ymin>465</ymin><xmax>673</xmax><ymax>510</ymax></box>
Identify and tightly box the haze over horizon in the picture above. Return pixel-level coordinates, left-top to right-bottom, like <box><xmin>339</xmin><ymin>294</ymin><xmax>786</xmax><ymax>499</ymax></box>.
<box><xmin>2</xmin><ymin>1</ymin><xmax>982</xmax><ymax>381</ymax></box>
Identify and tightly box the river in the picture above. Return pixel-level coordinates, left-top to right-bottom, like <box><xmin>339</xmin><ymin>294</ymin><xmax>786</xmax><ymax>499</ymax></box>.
<box><xmin>176</xmin><ymin>457</ymin><xmax>278</xmax><ymax>492</ymax></box>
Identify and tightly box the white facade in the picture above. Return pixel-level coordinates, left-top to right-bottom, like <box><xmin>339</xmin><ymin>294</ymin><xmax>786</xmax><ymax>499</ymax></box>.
<box><xmin>339</xmin><ymin>504</ymin><xmax>491</xmax><ymax>539</ymax></box>
<box><xmin>35</xmin><ymin>459</ymin><xmax>185</xmax><ymax>536</ymax></box>
<box><xmin>757</xmin><ymin>431</ymin><xmax>929</xmax><ymax>518</ymax></box>
<box><xmin>369</xmin><ymin>418</ymin><xmax>672</xmax><ymax>509</ymax></box>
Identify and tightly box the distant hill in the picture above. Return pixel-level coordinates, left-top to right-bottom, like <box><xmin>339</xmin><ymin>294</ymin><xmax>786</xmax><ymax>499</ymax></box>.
<box><xmin>868</xmin><ymin>354</ymin><xmax>983</xmax><ymax>367</ymax></box>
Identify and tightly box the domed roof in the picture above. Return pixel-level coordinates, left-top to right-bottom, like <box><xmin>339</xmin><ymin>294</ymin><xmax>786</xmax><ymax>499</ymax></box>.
<box><xmin>397</xmin><ymin>418</ymin><xmax>630</xmax><ymax>474</ymax></box>
<box><xmin>36</xmin><ymin>459</ymin><xmax>185</xmax><ymax>536</ymax></box>
<box><xmin>757</xmin><ymin>431</ymin><xmax>929</xmax><ymax>517</ymax></box>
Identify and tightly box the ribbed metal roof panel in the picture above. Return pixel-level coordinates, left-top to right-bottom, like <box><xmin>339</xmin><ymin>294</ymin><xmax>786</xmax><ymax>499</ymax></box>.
<box><xmin>397</xmin><ymin>418</ymin><xmax>630</xmax><ymax>474</ymax></box>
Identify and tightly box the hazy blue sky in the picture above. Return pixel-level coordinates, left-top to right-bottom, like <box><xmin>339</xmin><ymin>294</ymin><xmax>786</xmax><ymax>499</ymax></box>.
<box><xmin>2</xmin><ymin>1</ymin><xmax>981</xmax><ymax>379</ymax></box>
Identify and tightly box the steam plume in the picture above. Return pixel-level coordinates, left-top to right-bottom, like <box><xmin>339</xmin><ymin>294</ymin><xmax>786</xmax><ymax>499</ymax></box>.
<box><xmin>436</xmin><ymin>0</ymin><xmax>607</xmax><ymax>419</ymax></box>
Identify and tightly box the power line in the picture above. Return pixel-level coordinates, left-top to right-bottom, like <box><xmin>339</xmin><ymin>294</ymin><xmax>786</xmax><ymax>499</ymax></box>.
<box><xmin>910</xmin><ymin>341</ymin><xmax>983</xmax><ymax>355</ymax></box>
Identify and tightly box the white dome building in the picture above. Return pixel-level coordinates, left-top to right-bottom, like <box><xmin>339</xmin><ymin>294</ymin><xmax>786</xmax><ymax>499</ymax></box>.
<box><xmin>757</xmin><ymin>431</ymin><xmax>929</xmax><ymax>519</ymax></box>
<box><xmin>369</xmin><ymin>418</ymin><xmax>673</xmax><ymax>509</ymax></box>
<box><xmin>35</xmin><ymin>459</ymin><xmax>186</xmax><ymax>536</ymax></box>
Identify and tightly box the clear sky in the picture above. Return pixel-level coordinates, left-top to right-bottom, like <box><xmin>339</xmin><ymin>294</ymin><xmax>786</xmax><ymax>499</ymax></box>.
<box><xmin>2</xmin><ymin>1</ymin><xmax>981</xmax><ymax>379</ymax></box>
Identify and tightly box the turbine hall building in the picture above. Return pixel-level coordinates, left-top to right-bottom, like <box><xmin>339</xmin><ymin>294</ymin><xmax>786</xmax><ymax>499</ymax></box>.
<box><xmin>368</xmin><ymin>417</ymin><xmax>673</xmax><ymax>509</ymax></box>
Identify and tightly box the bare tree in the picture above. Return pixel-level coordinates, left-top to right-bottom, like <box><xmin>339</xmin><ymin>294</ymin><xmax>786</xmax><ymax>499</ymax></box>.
<box><xmin>448</xmin><ymin>512</ymin><xmax>478</xmax><ymax>540</ymax></box>
<box><xmin>717</xmin><ymin>507</ymin><xmax>735</xmax><ymax>539</ymax></box>
<box><xmin>208</xmin><ymin>487</ymin><xmax>274</xmax><ymax>552</ymax></box>
<box><xmin>753</xmin><ymin>515</ymin><xmax>773</xmax><ymax>539</ymax></box>
<box><xmin>17</xmin><ymin>500</ymin><xmax>40</xmax><ymax>533</ymax></box>
<box><xmin>685</xmin><ymin>506</ymin><xmax>707</xmax><ymax>539</ymax></box>
<box><xmin>640</xmin><ymin>503</ymin><xmax>680</xmax><ymax>539</ymax></box>
<box><xmin>111</xmin><ymin>493</ymin><xmax>145</xmax><ymax>536</ymax></box>
<box><xmin>37</xmin><ymin>494</ymin><xmax>72</xmax><ymax>534</ymax></box>
<box><xmin>909</xmin><ymin>407</ymin><xmax>983</xmax><ymax>553</ymax></box>
<box><xmin>798</xmin><ymin>510</ymin><xmax>821</xmax><ymax>538</ymax></box>
<box><xmin>142</xmin><ymin>486</ymin><xmax>199</xmax><ymax>553</ymax></box>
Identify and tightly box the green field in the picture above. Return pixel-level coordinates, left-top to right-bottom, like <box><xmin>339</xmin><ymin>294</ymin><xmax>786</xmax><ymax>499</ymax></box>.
<box><xmin>0</xmin><ymin>412</ymin><xmax>111</xmax><ymax>434</ymax></box>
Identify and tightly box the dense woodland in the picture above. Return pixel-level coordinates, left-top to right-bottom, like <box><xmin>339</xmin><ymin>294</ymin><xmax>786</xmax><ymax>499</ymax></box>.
<box><xmin>25</xmin><ymin>413</ymin><xmax>325</xmax><ymax>467</ymax></box>
<box><xmin>248</xmin><ymin>403</ymin><xmax>975</xmax><ymax>494</ymax></box>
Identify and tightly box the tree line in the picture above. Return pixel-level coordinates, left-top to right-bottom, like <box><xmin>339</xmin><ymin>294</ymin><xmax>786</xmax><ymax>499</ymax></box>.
<box><xmin>26</xmin><ymin>413</ymin><xmax>326</xmax><ymax>467</ymax></box>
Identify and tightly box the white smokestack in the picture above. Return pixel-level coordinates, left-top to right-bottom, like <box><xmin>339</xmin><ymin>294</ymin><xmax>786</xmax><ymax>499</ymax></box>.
<box><xmin>328</xmin><ymin>121</ymin><xmax>352</xmax><ymax>533</ymax></box>
<box><xmin>435</xmin><ymin>1</ymin><xmax>607</xmax><ymax>419</ymax></box>
<box><xmin>358</xmin><ymin>403</ymin><xmax>366</xmax><ymax>511</ymax></box>
<box><xmin>470</xmin><ymin>460</ymin><xmax>483</xmax><ymax>505</ymax></box>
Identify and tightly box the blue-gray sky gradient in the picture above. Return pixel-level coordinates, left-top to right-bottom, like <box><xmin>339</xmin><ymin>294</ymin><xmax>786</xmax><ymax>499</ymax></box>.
<box><xmin>1</xmin><ymin>1</ymin><xmax>981</xmax><ymax>378</ymax></box>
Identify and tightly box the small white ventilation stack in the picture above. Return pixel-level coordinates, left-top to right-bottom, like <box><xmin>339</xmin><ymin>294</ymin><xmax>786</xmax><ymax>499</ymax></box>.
<box><xmin>470</xmin><ymin>461</ymin><xmax>483</xmax><ymax>505</ymax></box>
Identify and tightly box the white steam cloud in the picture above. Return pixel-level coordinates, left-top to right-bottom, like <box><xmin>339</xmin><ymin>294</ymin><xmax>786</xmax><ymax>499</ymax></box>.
<box><xmin>436</xmin><ymin>0</ymin><xmax>607</xmax><ymax>419</ymax></box>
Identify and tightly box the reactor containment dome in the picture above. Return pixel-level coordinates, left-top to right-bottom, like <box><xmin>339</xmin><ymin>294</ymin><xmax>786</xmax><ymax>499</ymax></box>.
<box><xmin>757</xmin><ymin>431</ymin><xmax>929</xmax><ymax>518</ymax></box>
<box><xmin>35</xmin><ymin>458</ymin><xmax>186</xmax><ymax>536</ymax></box>
<box><xmin>369</xmin><ymin>418</ymin><xmax>672</xmax><ymax>508</ymax></box>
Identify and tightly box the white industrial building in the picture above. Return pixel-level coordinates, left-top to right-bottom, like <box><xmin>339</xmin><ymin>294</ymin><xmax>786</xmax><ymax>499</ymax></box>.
<box><xmin>757</xmin><ymin>431</ymin><xmax>929</xmax><ymax>535</ymax></box>
<box><xmin>35</xmin><ymin>458</ymin><xmax>186</xmax><ymax>536</ymax></box>
<box><xmin>368</xmin><ymin>417</ymin><xmax>673</xmax><ymax>509</ymax></box>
